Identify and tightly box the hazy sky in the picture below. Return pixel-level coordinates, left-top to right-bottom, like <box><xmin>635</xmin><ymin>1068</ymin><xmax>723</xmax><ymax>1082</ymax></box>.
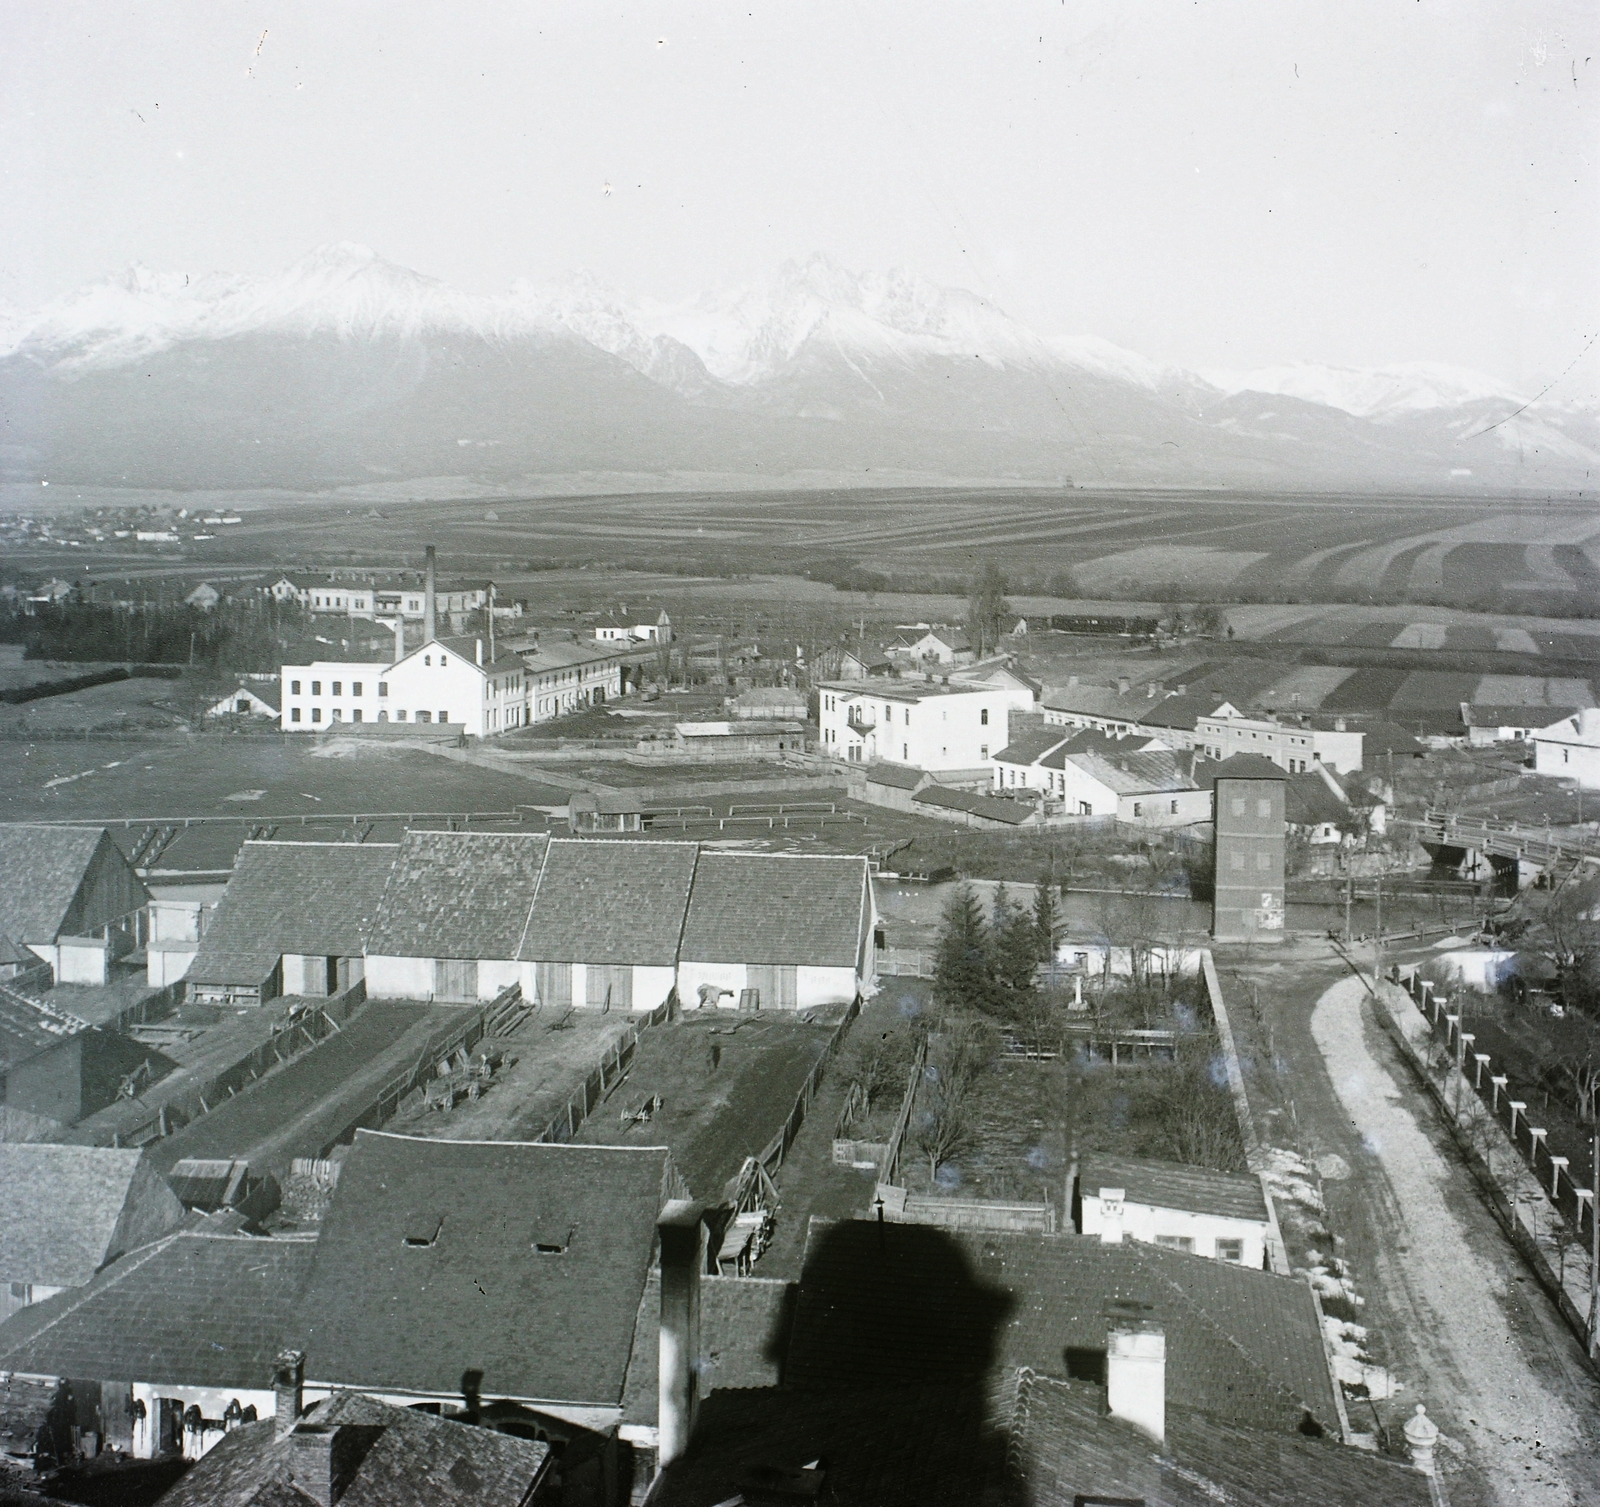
<box><xmin>3</xmin><ymin>2</ymin><xmax>1595</xmax><ymax>391</ymax></box>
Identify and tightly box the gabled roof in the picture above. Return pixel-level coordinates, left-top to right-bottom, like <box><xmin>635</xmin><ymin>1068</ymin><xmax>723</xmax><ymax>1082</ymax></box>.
<box><xmin>157</xmin><ymin>1391</ymin><xmax>552</xmax><ymax>1507</ymax></box>
<box><xmin>522</xmin><ymin>639</ymin><xmax>631</xmax><ymax>672</ymax></box>
<box><xmin>367</xmin><ymin>831</ymin><xmax>548</xmax><ymax>962</ymax></box>
<box><xmin>784</xmin><ymin>1222</ymin><xmax>1340</xmax><ymax>1435</ymax></box>
<box><xmin>294</xmin><ymin>1131</ymin><xmax>675</xmax><ymax>1406</ymax></box>
<box><xmin>0</xmin><ymin>1143</ymin><xmax>182</xmax><ymax>1288</ymax></box>
<box><xmin>213</xmin><ymin>681</ymin><xmax>281</xmax><ymax>711</ymax></box>
<box><xmin>866</xmin><ymin>762</ymin><xmax>926</xmax><ymax>790</ymax></box>
<box><xmin>912</xmin><ymin>786</ymin><xmax>1035</xmax><ymax>825</ymax></box>
<box><xmin>1010</xmin><ymin>1368</ymin><xmax>1430</xmax><ymax>1507</ymax></box>
<box><xmin>0</xmin><ymin>826</ymin><xmax>138</xmax><ymax>946</ymax></box>
<box><xmin>186</xmin><ymin>842</ymin><xmax>399</xmax><ymax>988</ymax></box>
<box><xmin>0</xmin><ymin>1232</ymin><xmax>315</xmax><ymax>1390</ymax></box>
<box><xmin>1039</xmin><ymin>684</ymin><xmax>1140</xmax><ymax>721</ymax></box>
<box><xmin>0</xmin><ymin>989</ymin><xmax>88</xmax><ymax>1073</ymax></box>
<box><xmin>992</xmin><ymin>731</ymin><xmax>1073</xmax><ymax>767</ymax></box>
<box><xmin>679</xmin><ymin>854</ymin><xmax>869</xmax><ymax>968</ymax></box>
<box><xmin>1078</xmin><ymin>1153</ymin><xmax>1269</xmax><ymax>1223</ymax></box>
<box><xmin>425</xmin><ymin>635</ymin><xmax>524</xmax><ymax>676</ymax></box>
<box><xmin>1139</xmin><ymin>692</ymin><xmax>1234</xmax><ymax>732</ymax></box>
<box><xmin>1285</xmin><ymin>772</ymin><xmax>1349</xmax><ymax>828</ymax></box>
<box><xmin>1198</xmin><ymin>754</ymin><xmax>1291</xmax><ymax>784</ymax></box>
<box><xmin>518</xmin><ymin>839</ymin><xmax>699</xmax><ymax>966</ymax></box>
<box><xmin>1063</xmin><ymin>749</ymin><xmax>1198</xmax><ymax>797</ymax></box>
<box><xmin>1038</xmin><ymin>729</ymin><xmax>1165</xmax><ymax>767</ymax></box>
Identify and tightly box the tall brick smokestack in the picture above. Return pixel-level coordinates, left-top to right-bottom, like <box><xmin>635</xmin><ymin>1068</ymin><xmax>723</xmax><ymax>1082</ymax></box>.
<box><xmin>424</xmin><ymin>546</ymin><xmax>437</xmax><ymax>643</ymax></box>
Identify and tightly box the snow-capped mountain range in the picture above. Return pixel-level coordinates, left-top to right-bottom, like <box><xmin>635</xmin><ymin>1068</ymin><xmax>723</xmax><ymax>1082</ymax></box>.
<box><xmin>2</xmin><ymin>243</ymin><xmax>1592</xmax><ymax>491</ymax></box>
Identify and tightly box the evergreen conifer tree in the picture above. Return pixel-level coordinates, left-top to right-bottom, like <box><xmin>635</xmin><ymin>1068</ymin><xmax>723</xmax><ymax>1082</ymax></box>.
<box><xmin>933</xmin><ymin>881</ymin><xmax>993</xmax><ymax>1016</ymax></box>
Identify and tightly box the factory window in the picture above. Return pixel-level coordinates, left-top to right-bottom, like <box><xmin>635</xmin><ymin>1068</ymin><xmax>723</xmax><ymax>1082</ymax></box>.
<box><xmin>396</xmin><ymin>710</ymin><xmax>407</xmax><ymax>721</ymax></box>
<box><xmin>311</xmin><ymin>681</ymin><xmax>322</xmax><ymax>696</ymax></box>
<box><xmin>439</xmin><ymin>710</ymin><xmax>449</xmax><ymax>724</ymax></box>
<box><xmin>352</xmin><ymin>709</ymin><xmax>363</xmax><ymax>722</ymax></box>
<box><xmin>311</xmin><ymin>708</ymin><xmax>321</xmax><ymax>723</ymax></box>
<box><xmin>290</xmin><ymin>680</ymin><xmax>301</xmax><ymax>695</ymax></box>
<box><xmin>979</xmin><ymin>745</ymin><xmax>987</xmax><ymax>760</ymax></box>
<box><xmin>332</xmin><ymin>682</ymin><xmax>342</xmax><ymax>697</ymax></box>
<box><xmin>352</xmin><ymin>682</ymin><xmax>363</xmax><ymax>696</ymax></box>
<box><xmin>290</xmin><ymin>708</ymin><xmax>301</xmax><ymax>723</ymax></box>
<box><xmin>378</xmin><ymin>682</ymin><xmax>388</xmax><ymax>697</ymax></box>
<box><xmin>331</xmin><ymin>708</ymin><xmax>342</xmax><ymax>721</ymax></box>
<box><xmin>417</xmin><ymin>710</ymin><xmax>432</xmax><ymax>723</ymax></box>
<box><xmin>1170</xmin><ymin>800</ymin><xmax>1179</xmax><ymax>814</ymax></box>
<box><xmin>1132</xmin><ymin>802</ymin><xmax>1142</xmax><ymax>817</ymax></box>
<box><xmin>424</xmin><ymin>655</ymin><xmax>431</xmax><ymax>666</ymax></box>
<box><xmin>980</xmin><ymin>708</ymin><xmax>989</xmax><ymax>725</ymax></box>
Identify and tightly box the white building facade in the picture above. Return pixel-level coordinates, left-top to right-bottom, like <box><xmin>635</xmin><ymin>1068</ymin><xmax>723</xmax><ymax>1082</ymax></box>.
<box><xmin>818</xmin><ymin>681</ymin><xmax>1029</xmax><ymax>773</ymax></box>
<box><xmin>279</xmin><ymin>636</ymin><xmax>526</xmax><ymax>738</ymax></box>
<box><xmin>1535</xmin><ymin>708</ymin><xmax>1600</xmax><ymax>790</ymax></box>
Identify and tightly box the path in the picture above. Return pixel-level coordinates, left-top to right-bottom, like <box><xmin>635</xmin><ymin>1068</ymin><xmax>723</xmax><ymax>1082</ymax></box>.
<box><xmin>1308</xmin><ymin>972</ymin><xmax>1600</xmax><ymax>1506</ymax></box>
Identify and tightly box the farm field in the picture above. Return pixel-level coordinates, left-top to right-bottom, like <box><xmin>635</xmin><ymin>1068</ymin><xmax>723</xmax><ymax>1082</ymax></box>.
<box><xmin>9</xmin><ymin>485</ymin><xmax>1599</xmax><ymax>616</ymax></box>
<box><xmin>0</xmin><ymin>735</ymin><xmax>569</xmax><ymax>827</ymax></box>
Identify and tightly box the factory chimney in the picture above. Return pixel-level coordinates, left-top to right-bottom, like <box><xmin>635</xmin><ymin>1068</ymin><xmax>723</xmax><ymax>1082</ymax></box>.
<box><xmin>424</xmin><ymin>546</ymin><xmax>437</xmax><ymax>643</ymax></box>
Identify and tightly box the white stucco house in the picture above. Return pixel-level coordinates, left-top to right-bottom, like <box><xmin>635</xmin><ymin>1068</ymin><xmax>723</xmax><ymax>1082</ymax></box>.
<box><xmin>818</xmin><ymin>680</ymin><xmax>1030</xmax><ymax>774</ymax></box>
<box><xmin>1076</xmin><ymin>1153</ymin><xmax>1276</xmax><ymax>1269</ymax></box>
<box><xmin>1535</xmin><ymin>708</ymin><xmax>1600</xmax><ymax>791</ymax></box>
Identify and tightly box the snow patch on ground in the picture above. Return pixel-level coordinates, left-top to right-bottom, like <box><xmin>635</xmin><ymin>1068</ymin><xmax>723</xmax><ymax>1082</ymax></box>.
<box><xmin>1322</xmin><ymin>1317</ymin><xmax>1403</xmax><ymax>1399</ymax></box>
<box><xmin>306</xmin><ymin>739</ymin><xmax>402</xmax><ymax>760</ymax></box>
<box><xmin>1260</xmin><ymin>1146</ymin><xmax>1325</xmax><ymax>1214</ymax></box>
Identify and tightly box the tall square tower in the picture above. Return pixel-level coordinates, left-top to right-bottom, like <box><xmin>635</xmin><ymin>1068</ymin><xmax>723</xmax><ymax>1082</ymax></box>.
<box><xmin>1210</xmin><ymin>756</ymin><xmax>1289</xmax><ymax>944</ymax></box>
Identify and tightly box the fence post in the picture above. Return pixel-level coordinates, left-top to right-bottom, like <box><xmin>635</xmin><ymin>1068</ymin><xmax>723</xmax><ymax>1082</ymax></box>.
<box><xmin>1474</xmin><ymin>1054</ymin><xmax>1490</xmax><ymax>1090</ymax></box>
<box><xmin>1491</xmin><ymin>1075</ymin><xmax>1508</xmax><ymax>1113</ymax></box>
<box><xmin>1509</xmin><ymin>1100</ymin><xmax>1526</xmax><ymax>1139</ymax></box>
<box><xmin>1550</xmin><ymin>1156</ymin><xmax>1569</xmax><ymax>1201</ymax></box>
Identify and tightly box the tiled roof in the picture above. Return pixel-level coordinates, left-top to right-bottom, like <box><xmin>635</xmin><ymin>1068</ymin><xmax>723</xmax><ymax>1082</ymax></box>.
<box><xmin>1078</xmin><ymin>1154</ymin><xmax>1269</xmax><ymax>1223</ymax></box>
<box><xmin>679</xmin><ymin>854</ymin><xmax>869</xmax><ymax>968</ymax></box>
<box><xmin>1011</xmin><ymin>1368</ymin><xmax>1430</xmax><ymax>1507</ymax></box>
<box><xmin>367</xmin><ymin>831</ymin><xmax>548</xmax><ymax>961</ymax></box>
<box><xmin>0</xmin><ymin>1232</ymin><xmax>315</xmax><ymax>1390</ymax></box>
<box><xmin>912</xmin><ymin>786</ymin><xmax>1035</xmax><ymax>825</ymax></box>
<box><xmin>1361</xmin><ymin>719</ymin><xmax>1435</xmax><ymax>752</ymax></box>
<box><xmin>517</xmin><ymin>839</ymin><xmax>699</xmax><ymax>966</ymax></box>
<box><xmin>187</xmin><ymin>842</ymin><xmax>399</xmax><ymax>988</ymax></box>
<box><xmin>865</xmin><ymin>762</ymin><xmax>926</xmax><ymax>790</ymax></box>
<box><xmin>157</xmin><ymin>1390</ymin><xmax>552</xmax><ymax>1507</ymax></box>
<box><xmin>1137</xmin><ymin>692</ymin><xmax>1231</xmax><ymax>732</ymax></box>
<box><xmin>1039</xmin><ymin>684</ymin><xmax>1140</xmax><ymax>721</ymax></box>
<box><xmin>1285</xmin><ymin>773</ymin><xmax>1349</xmax><ymax>828</ymax></box>
<box><xmin>0</xmin><ymin>989</ymin><xmax>88</xmax><ymax>1072</ymax></box>
<box><xmin>521</xmin><ymin>639</ymin><xmax>630</xmax><ymax>672</ymax></box>
<box><xmin>0</xmin><ymin>1143</ymin><xmax>180</xmax><ymax>1287</ymax></box>
<box><xmin>992</xmin><ymin>731</ymin><xmax>1072</xmax><ymax>766</ymax></box>
<box><xmin>1064</xmin><ymin>750</ymin><xmax>1197</xmax><ymax>796</ymax></box>
<box><xmin>784</xmin><ymin>1222</ymin><xmax>1339</xmax><ymax>1435</ymax></box>
<box><xmin>0</xmin><ymin>826</ymin><xmax>121</xmax><ymax>946</ymax></box>
<box><xmin>1198</xmin><ymin>754</ymin><xmax>1291</xmax><ymax>784</ymax></box>
<box><xmin>294</xmin><ymin>1131</ymin><xmax>674</xmax><ymax>1406</ymax></box>
<box><xmin>428</xmin><ymin>635</ymin><xmax>524</xmax><ymax>675</ymax></box>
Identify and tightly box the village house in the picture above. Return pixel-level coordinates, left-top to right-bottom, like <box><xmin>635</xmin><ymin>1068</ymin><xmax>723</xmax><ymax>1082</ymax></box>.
<box><xmin>0</xmin><ymin>1144</ymin><xmax>186</xmax><ymax>1318</ymax></box>
<box><xmin>282</xmin><ymin>1131</ymin><xmax>735</xmax><ymax>1498</ymax></box>
<box><xmin>1285</xmin><ymin>764</ymin><xmax>1356</xmax><ymax>847</ymax></box>
<box><xmin>838</xmin><ymin>647</ymin><xmax>893</xmax><ymax>679</ymax></box>
<box><xmin>818</xmin><ymin>680</ymin><xmax>1028</xmax><ymax>774</ymax></box>
<box><xmin>887</xmin><ymin>627</ymin><xmax>973</xmax><ymax>666</ymax></box>
<box><xmin>1075</xmin><ymin>1153</ymin><xmax>1277</xmax><ymax>1268</ymax></box>
<box><xmin>1462</xmin><ymin>703</ymin><xmax>1581</xmax><ymax>748</ymax></box>
<box><xmin>183</xmin><ymin>582</ymin><xmax>221</xmax><ymax>611</ymax></box>
<box><xmin>1534</xmin><ymin>707</ymin><xmax>1600</xmax><ymax>790</ymax></box>
<box><xmin>0</xmin><ymin>826</ymin><xmax>150</xmax><ymax>986</ymax></box>
<box><xmin>146</xmin><ymin>895</ymin><xmax>215</xmax><ymax>987</ymax></box>
<box><xmin>185</xmin><ymin>841</ymin><xmax>398</xmax><ymax>1006</ymax></box>
<box><xmin>595</xmin><ymin>608</ymin><xmax>673</xmax><ymax>644</ymax></box>
<box><xmin>157</xmin><ymin>1383</ymin><xmax>555</xmax><ymax>1506</ymax></box>
<box><xmin>365</xmin><ymin>830</ymin><xmax>551</xmax><ymax>1004</ymax></box>
<box><xmin>0</xmin><ymin>1230</ymin><xmax>317</xmax><ymax>1461</ymax></box>
<box><xmin>992</xmin><ymin>731</ymin><xmax>1209</xmax><ymax>825</ymax></box>
<box><xmin>203</xmin><ymin>679</ymin><xmax>280</xmax><ymax>720</ymax></box>
<box><xmin>647</xmin><ymin>1218</ymin><xmax>1422</xmax><ymax>1506</ymax></box>
<box><xmin>521</xmin><ymin>639</ymin><xmax>625</xmax><ymax>721</ymax></box>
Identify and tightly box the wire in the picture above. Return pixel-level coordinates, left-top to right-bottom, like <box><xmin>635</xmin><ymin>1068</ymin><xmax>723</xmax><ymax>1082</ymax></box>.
<box><xmin>1461</xmin><ymin>330</ymin><xmax>1600</xmax><ymax>441</ymax></box>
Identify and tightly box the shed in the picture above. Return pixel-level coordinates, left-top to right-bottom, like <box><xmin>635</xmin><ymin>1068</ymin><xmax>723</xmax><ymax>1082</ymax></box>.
<box><xmin>185</xmin><ymin>841</ymin><xmax>398</xmax><ymax>1006</ymax></box>
<box><xmin>677</xmin><ymin>852</ymin><xmax>874</xmax><ymax>1011</ymax></box>
<box><xmin>0</xmin><ymin>1144</ymin><xmax>185</xmax><ymax>1318</ymax></box>
<box><xmin>1075</xmin><ymin>1152</ymin><xmax>1274</xmax><ymax>1268</ymax></box>
<box><xmin>0</xmin><ymin>826</ymin><xmax>150</xmax><ymax>985</ymax></box>
<box><xmin>204</xmin><ymin>681</ymin><xmax>280</xmax><ymax>719</ymax></box>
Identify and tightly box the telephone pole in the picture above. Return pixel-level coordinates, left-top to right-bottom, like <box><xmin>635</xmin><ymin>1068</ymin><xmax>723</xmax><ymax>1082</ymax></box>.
<box><xmin>1590</xmin><ymin>1127</ymin><xmax>1599</xmax><ymax>1360</ymax></box>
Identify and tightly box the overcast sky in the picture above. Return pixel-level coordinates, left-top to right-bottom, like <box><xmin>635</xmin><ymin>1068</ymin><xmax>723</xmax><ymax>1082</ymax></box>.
<box><xmin>3</xmin><ymin>2</ymin><xmax>1595</xmax><ymax>392</ymax></box>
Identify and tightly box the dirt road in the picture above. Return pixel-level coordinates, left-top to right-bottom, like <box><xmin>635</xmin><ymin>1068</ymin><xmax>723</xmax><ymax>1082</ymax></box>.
<box><xmin>1222</xmin><ymin>947</ymin><xmax>1600</xmax><ymax>1507</ymax></box>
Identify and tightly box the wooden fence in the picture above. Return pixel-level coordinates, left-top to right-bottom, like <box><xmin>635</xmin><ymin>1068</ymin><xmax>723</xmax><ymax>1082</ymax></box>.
<box><xmin>876</xmin><ymin>1036</ymin><xmax>930</xmax><ymax>1189</ymax></box>
<box><xmin>898</xmin><ymin>1194</ymin><xmax>1056</xmax><ymax>1234</ymax></box>
<box><xmin>534</xmin><ymin>995</ymin><xmax>674</xmax><ymax>1146</ymax></box>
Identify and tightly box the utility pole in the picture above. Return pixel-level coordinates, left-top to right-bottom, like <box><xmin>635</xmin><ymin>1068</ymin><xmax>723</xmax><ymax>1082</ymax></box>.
<box><xmin>1345</xmin><ymin>873</ymin><xmax>1353</xmax><ymax>945</ymax></box>
<box><xmin>1373</xmin><ymin>873</ymin><xmax>1383</xmax><ymax>985</ymax></box>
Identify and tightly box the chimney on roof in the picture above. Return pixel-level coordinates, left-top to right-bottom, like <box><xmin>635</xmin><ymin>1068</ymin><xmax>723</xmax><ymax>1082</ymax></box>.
<box><xmin>424</xmin><ymin>546</ymin><xmax>437</xmax><ymax>643</ymax></box>
<box><xmin>658</xmin><ymin>1199</ymin><xmax>706</xmax><ymax>1468</ymax></box>
<box><xmin>273</xmin><ymin>1349</ymin><xmax>304</xmax><ymax>1439</ymax></box>
<box><xmin>1175</xmin><ymin>684</ymin><xmax>1187</xmax><ymax>696</ymax></box>
<box><xmin>288</xmin><ymin>1424</ymin><xmax>359</xmax><ymax>1507</ymax></box>
<box><xmin>1096</xmin><ymin>1186</ymin><xmax>1125</xmax><ymax>1244</ymax></box>
<box><xmin>475</xmin><ymin>638</ymin><xmax>484</xmax><ymax>667</ymax></box>
<box><xmin>1334</xmin><ymin>717</ymin><xmax>1346</xmax><ymax>733</ymax></box>
<box><xmin>1105</xmin><ymin>1299</ymin><xmax>1165</xmax><ymax>1444</ymax></box>
<box><xmin>1117</xmin><ymin>676</ymin><xmax>1131</xmax><ymax>695</ymax></box>
<box><xmin>387</xmin><ymin>618</ymin><xmax>405</xmax><ymax>665</ymax></box>
<box><xmin>1147</xmin><ymin>682</ymin><xmax>1157</xmax><ymax>698</ymax></box>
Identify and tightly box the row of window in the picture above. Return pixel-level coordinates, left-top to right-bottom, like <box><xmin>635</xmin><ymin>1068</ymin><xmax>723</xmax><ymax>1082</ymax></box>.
<box><xmin>289</xmin><ymin>707</ymin><xmax>449</xmax><ymax>724</ymax></box>
<box><xmin>1153</xmin><ymin>1234</ymin><xmax>1244</xmax><ymax>1261</ymax></box>
<box><xmin>289</xmin><ymin>679</ymin><xmax>386</xmax><ymax>697</ymax></box>
<box><xmin>1226</xmin><ymin>851</ymin><xmax>1277</xmax><ymax>870</ymax></box>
